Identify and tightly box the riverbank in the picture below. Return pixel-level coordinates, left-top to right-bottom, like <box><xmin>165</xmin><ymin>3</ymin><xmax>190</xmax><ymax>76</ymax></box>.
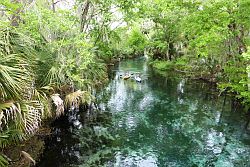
<box><xmin>3</xmin><ymin>104</ymin><xmax>114</xmax><ymax>167</ymax></box>
<box><xmin>1</xmin><ymin>53</ymin><xmax>140</xmax><ymax>167</ymax></box>
<box><xmin>149</xmin><ymin>59</ymin><xmax>219</xmax><ymax>83</ymax></box>
<box><xmin>149</xmin><ymin>59</ymin><xmax>250</xmax><ymax>110</ymax></box>
<box><xmin>2</xmin><ymin>126</ymin><xmax>51</xmax><ymax>167</ymax></box>
<box><xmin>2</xmin><ymin>57</ymin><xmax>122</xmax><ymax>167</ymax></box>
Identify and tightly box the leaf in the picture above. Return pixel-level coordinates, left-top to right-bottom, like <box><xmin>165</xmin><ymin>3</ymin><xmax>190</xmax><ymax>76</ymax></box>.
<box><xmin>51</xmin><ymin>94</ymin><xmax>64</xmax><ymax>117</ymax></box>
<box><xmin>21</xmin><ymin>151</ymin><xmax>36</xmax><ymax>166</ymax></box>
<box><xmin>0</xmin><ymin>154</ymin><xmax>8</xmax><ymax>167</ymax></box>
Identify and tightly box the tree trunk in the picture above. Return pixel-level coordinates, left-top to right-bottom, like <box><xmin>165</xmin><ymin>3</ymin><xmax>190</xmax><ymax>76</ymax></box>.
<box><xmin>168</xmin><ymin>42</ymin><xmax>175</xmax><ymax>61</ymax></box>
<box><xmin>80</xmin><ymin>0</ymin><xmax>91</xmax><ymax>33</ymax></box>
<box><xmin>52</xmin><ymin>0</ymin><xmax>56</xmax><ymax>12</ymax></box>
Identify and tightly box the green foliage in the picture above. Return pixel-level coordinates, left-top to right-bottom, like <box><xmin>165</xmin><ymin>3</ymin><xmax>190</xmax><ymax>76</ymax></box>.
<box><xmin>150</xmin><ymin>60</ymin><xmax>174</xmax><ymax>71</ymax></box>
<box><xmin>138</xmin><ymin>0</ymin><xmax>250</xmax><ymax>107</ymax></box>
<box><xmin>0</xmin><ymin>0</ymin><xmax>20</xmax><ymax>15</ymax></box>
<box><xmin>175</xmin><ymin>56</ymin><xmax>188</xmax><ymax>66</ymax></box>
<box><xmin>93</xmin><ymin>25</ymin><xmax>148</xmax><ymax>60</ymax></box>
<box><xmin>126</xmin><ymin>27</ymin><xmax>147</xmax><ymax>55</ymax></box>
<box><xmin>243</xmin><ymin>46</ymin><xmax>250</xmax><ymax>62</ymax></box>
<box><xmin>183</xmin><ymin>0</ymin><xmax>232</xmax><ymax>58</ymax></box>
<box><xmin>0</xmin><ymin>25</ymin><xmax>46</xmax><ymax>146</ymax></box>
<box><xmin>0</xmin><ymin>0</ymin><xmax>108</xmax><ymax>155</ymax></box>
<box><xmin>218</xmin><ymin>47</ymin><xmax>250</xmax><ymax>106</ymax></box>
<box><xmin>0</xmin><ymin>154</ymin><xmax>8</xmax><ymax>167</ymax></box>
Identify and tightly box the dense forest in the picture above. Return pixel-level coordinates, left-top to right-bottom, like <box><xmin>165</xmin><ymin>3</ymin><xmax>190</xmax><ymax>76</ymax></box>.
<box><xmin>0</xmin><ymin>0</ymin><xmax>250</xmax><ymax>166</ymax></box>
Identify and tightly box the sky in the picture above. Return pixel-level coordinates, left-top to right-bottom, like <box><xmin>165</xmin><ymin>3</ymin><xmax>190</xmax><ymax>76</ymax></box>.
<box><xmin>56</xmin><ymin>0</ymin><xmax>75</xmax><ymax>10</ymax></box>
<box><xmin>56</xmin><ymin>0</ymin><xmax>127</xmax><ymax>30</ymax></box>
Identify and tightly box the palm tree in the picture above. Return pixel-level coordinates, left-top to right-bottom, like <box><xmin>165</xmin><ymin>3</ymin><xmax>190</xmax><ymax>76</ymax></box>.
<box><xmin>0</xmin><ymin>25</ymin><xmax>46</xmax><ymax>145</ymax></box>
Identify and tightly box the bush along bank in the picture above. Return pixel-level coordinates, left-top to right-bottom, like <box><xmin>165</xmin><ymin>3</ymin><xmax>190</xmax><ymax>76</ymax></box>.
<box><xmin>0</xmin><ymin>1</ymin><xmax>113</xmax><ymax>166</ymax></box>
<box><xmin>149</xmin><ymin>53</ymin><xmax>250</xmax><ymax>111</ymax></box>
<box><xmin>0</xmin><ymin>25</ymin><xmax>108</xmax><ymax>167</ymax></box>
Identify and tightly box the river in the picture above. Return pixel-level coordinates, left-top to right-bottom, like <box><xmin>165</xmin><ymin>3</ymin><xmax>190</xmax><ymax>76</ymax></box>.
<box><xmin>37</xmin><ymin>57</ymin><xmax>250</xmax><ymax>167</ymax></box>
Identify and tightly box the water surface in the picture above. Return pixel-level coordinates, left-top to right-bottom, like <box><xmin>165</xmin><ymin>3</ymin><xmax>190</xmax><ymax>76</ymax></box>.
<box><xmin>100</xmin><ymin>58</ymin><xmax>250</xmax><ymax>167</ymax></box>
<box><xmin>38</xmin><ymin>58</ymin><xmax>250</xmax><ymax>167</ymax></box>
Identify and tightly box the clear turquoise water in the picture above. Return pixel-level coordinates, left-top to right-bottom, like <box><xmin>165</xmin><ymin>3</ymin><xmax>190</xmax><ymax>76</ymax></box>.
<box><xmin>100</xmin><ymin>58</ymin><xmax>250</xmax><ymax>167</ymax></box>
<box><xmin>38</xmin><ymin>57</ymin><xmax>250</xmax><ymax>167</ymax></box>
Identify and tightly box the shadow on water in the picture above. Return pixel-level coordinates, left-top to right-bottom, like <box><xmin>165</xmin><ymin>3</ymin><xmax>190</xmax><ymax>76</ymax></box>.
<box><xmin>36</xmin><ymin>115</ymin><xmax>79</xmax><ymax>167</ymax></box>
<box><xmin>36</xmin><ymin>105</ymin><xmax>114</xmax><ymax>167</ymax></box>
<box><xmin>37</xmin><ymin>57</ymin><xmax>250</xmax><ymax>167</ymax></box>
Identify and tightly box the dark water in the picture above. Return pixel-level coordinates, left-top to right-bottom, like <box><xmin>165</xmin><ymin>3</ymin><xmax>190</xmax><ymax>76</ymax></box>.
<box><xmin>38</xmin><ymin>57</ymin><xmax>250</xmax><ymax>167</ymax></box>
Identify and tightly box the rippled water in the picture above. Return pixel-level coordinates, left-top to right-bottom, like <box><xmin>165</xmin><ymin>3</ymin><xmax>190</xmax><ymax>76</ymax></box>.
<box><xmin>100</xmin><ymin>57</ymin><xmax>250</xmax><ymax>167</ymax></box>
<box><xmin>38</xmin><ymin>57</ymin><xmax>250</xmax><ymax>167</ymax></box>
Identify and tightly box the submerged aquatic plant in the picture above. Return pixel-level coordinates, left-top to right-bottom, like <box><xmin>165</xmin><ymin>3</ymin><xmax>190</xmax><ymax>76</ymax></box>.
<box><xmin>70</xmin><ymin>110</ymin><xmax>116</xmax><ymax>167</ymax></box>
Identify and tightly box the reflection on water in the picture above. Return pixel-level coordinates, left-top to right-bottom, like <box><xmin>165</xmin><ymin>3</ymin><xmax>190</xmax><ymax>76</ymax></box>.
<box><xmin>38</xmin><ymin>57</ymin><xmax>250</xmax><ymax>167</ymax></box>
<box><xmin>101</xmin><ymin>57</ymin><xmax>250</xmax><ymax>167</ymax></box>
<box><xmin>113</xmin><ymin>151</ymin><xmax>158</xmax><ymax>167</ymax></box>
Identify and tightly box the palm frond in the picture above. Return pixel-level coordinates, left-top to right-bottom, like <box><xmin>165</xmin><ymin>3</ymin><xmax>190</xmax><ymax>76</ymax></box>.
<box><xmin>0</xmin><ymin>101</ymin><xmax>44</xmax><ymax>136</ymax></box>
<box><xmin>51</xmin><ymin>94</ymin><xmax>64</xmax><ymax>117</ymax></box>
<box><xmin>65</xmin><ymin>90</ymin><xmax>94</xmax><ymax>110</ymax></box>
<box><xmin>0</xmin><ymin>100</ymin><xmax>46</xmax><ymax>150</ymax></box>
<box><xmin>21</xmin><ymin>101</ymin><xmax>43</xmax><ymax>134</ymax></box>
<box><xmin>0</xmin><ymin>102</ymin><xmax>23</xmax><ymax>131</ymax></box>
<box><xmin>0</xmin><ymin>129</ymin><xmax>26</xmax><ymax>148</ymax></box>
<box><xmin>33</xmin><ymin>86</ymin><xmax>53</xmax><ymax>118</ymax></box>
<box><xmin>45</xmin><ymin>65</ymin><xmax>66</xmax><ymax>87</ymax></box>
<box><xmin>21</xmin><ymin>151</ymin><xmax>36</xmax><ymax>166</ymax></box>
<box><xmin>0</xmin><ymin>56</ymin><xmax>32</xmax><ymax>100</ymax></box>
<box><xmin>0</xmin><ymin>154</ymin><xmax>9</xmax><ymax>167</ymax></box>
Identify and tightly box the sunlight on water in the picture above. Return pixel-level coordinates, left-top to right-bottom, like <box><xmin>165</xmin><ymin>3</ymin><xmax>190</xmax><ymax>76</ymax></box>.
<box><xmin>113</xmin><ymin>151</ymin><xmax>158</xmax><ymax>167</ymax></box>
<box><xmin>108</xmin><ymin>80</ymin><xmax>127</xmax><ymax>112</ymax></box>
<box><xmin>37</xmin><ymin>57</ymin><xmax>250</xmax><ymax>167</ymax></box>
<box><xmin>103</xmin><ymin>58</ymin><xmax>250</xmax><ymax>167</ymax></box>
<box><xmin>126</xmin><ymin>114</ymin><xmax>137</xmax><ymax>129</ymax></box>
<box><xmin>139</xmin><ymin>93</ymin><xmax>154</xmax><ymax>111</ymax></box>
